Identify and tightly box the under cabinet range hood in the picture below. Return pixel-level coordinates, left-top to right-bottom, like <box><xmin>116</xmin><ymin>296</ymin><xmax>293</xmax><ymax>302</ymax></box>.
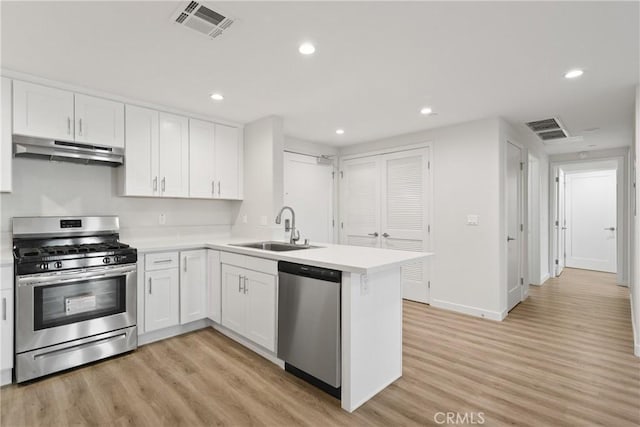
<box><xmin>13</xmin><ymin>135</ymin><xmax>124</xmax><ymax>166</ymax></box>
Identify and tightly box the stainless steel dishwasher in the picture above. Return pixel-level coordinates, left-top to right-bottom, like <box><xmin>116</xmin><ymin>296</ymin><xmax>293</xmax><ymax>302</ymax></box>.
<box><xmin>278</xmin><ymin>261</ymin><xmax>341</xmax><ymax>398</ymax></box>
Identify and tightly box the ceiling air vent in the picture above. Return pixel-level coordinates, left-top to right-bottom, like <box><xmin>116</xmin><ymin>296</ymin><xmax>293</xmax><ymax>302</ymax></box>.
<box><xmin>525</xmin><ymin>117</ymin><xmax>571</xmax><ymax>143</ymax></box>
<box><xmin>171</xmin><ymin>1</ymin><xmax>235</xmax><ymax>39</ymax></box>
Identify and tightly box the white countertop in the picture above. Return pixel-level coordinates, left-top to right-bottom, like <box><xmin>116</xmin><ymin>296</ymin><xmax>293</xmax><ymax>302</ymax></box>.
<box><xmin>130</xmin><ymin>237</ymin><xmax>432</xmax><ymax>275</ymax></box>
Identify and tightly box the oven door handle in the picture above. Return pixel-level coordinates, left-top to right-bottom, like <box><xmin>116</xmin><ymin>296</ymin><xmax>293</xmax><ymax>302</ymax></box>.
<box><xmin>17</xmin><ymin>265</ymin><xmax>137</xmax><ymax>287</ymax></box>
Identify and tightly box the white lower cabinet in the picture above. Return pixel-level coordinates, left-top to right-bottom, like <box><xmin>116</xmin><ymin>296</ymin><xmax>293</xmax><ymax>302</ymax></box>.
<box><xmin>1</xmin><ymin>288</ymin><xmax>13</xmax><ymax>375</ymax></box>
<box><xmin>221</xmin><ymin>264</ymin><xmax>276</xmax><ymax>351</ymax></box>
<box><xmin>179</xmin><ymin>250</ymin><xmax>207</xmax><ymax>324</ymax></box>
<box><xmin>207</xmin><ymin>250</ymin><xmax>221</xmax><ymax>323</ymax></box>
<box><xmin>144</xmin><ymin>268</ymin><xmax>180</xmax><ymax>333</ymax></box>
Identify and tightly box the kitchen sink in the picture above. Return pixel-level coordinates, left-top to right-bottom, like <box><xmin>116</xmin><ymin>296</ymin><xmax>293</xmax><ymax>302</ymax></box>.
<box><xmin>230</xmin><ymin>241</ymin><xmax>321</xmax><ymax>252</ymax></box>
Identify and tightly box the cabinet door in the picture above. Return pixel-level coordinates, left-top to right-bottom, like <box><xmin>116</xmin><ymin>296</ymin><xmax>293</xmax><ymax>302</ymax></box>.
<box><xmin>180</xmin><ymin>250</ymin><xmax>207</xmax><ymax>324</ymax></box>
<box><xmin>13</xmin><ymin>80</ymin><xmax>74</xmax><ymax>141</ymax></box>
<box><xmin>380</xmin><ymin>149</ymin><xmax>431</xmax><ymax>304</ymax></box>
<box><xmin>124</xmin><ymin>105</ymin><xmax>159</xmax><ymax>196</ymax></box>
<box><xmin>220</xmin><ymin>264</ymin><xmax>245</xmax><ymax>335</ymax></box>
<box><xmin>144</xmin><ymin>269</ymin><xmax>179</xmax><ymax>333</ymax></box>
<box><xmin>0</xmin><ymin>289</ymin><xmax>13</xmax><ymax>371</ymax></box>
<box><xmin>158</xmin><ymin>113</ymin><xmax>189</xmax><ymax>198</ymax></box>
<box><xmin>1</xmin><ymin>78</ymin><xmax>12</xmax><ymax>193</ymax></box>
<box><xmin>189</xmin><ymin>119</ymin><xmax>216</xmax><ymax>198</ymax></box>
<box><xmin>74</xmin><ymin>94</ymin><xmax>124</xmax><ymax>148</ymax></box>
<box><xmin>207</xmin><ymin>250</ymin><xmax>221</xmax><ymax>323</ymax></box>
<box><xmin>214</xmin><ymin>124</ymin><xmax>241</xmax><ymax>199</ymax></box>
<box><xmin>244</xmin><ymin>270</ymin><xmax>276</xmax><ymax>352</ymax></box>
<box><xmin>340</xmin><ymin>156</ymin><xmax>381</xmax><ymax>247</ymax></box>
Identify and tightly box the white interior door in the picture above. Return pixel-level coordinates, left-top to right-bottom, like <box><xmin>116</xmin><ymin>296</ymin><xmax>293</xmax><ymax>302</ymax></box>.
<box><xmin>340</xmin><ymin>157</ymin><xmax>381</xmax><ymax>247</ymax></box>
<box><xmin>380</xmin><ymin>149</ymin><xmax>430</xmax><ymax>303</ymax></box>
<box><xmin>565</xmin><ymin>170</ymin><xmax>617</xmax><ymax>273</ymax></box>
<box><xmin>283</xmin><ymin>152</ymin><xmax>335</xmax><ymax>243</ymax></box>
<box><xmin>506</xmin><ymin>142</ymin><xmax>523</xmax><ymax>312</ymax></box>
<box><xmin>556</xmin><ymin>169</ymin><xmax>567</xmax><ymax>276</ymax></box>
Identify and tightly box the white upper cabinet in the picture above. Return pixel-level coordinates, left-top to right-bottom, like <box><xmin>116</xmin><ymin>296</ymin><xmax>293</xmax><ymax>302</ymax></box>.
<box><xmin>1</xmin><ymin>78</ymin><xmax>12</xmax><ymax>193</ymax></box>
<box><xmin>158</xmin><ymin>112</ymin><xmax>189</xmax><ymax>198</ymax></box>
<box><xmin>215</xmin><ymin>124</ymin><xmax>242</xmax><ymax>199</ymax></box>
<box><xmin>74</xmin><ymin>94</ymin><xmax>124</xmax><ymax>148</ymax></box>
<box><xmin>189</xmin><ymin>118</ymin><xmax>216</xmax><ymax>198</ymax></box>
<box><xmin>13</xmin><ymin>80</ymin><xmax>74</xmax><ymax>141</ymax></box>
<box><xmin>123</xmin><ymin>105</ymin><xmax>159</xmax><ymax>197</ymax></box>
<box><xmin>12</xmin><ymin>81</ymin><xmax>124</xmax><ymax>148</ymax></box>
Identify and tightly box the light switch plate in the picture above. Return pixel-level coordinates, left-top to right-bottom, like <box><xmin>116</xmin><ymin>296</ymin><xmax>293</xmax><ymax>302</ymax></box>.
<box><xmin>467</xmin><ymin>214</ymin><xmax>479</xmax><ymax>226</ymax></box>
<box><xmin>158</xmin><ymin>213</ymin><xmax>166</xmax><ymax>225</ymax></box>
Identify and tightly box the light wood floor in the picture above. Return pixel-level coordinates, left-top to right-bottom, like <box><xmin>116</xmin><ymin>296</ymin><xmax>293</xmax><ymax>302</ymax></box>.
<box><xmin>1</xmin><ymin>268</ymin><xmax>639</xmax><ymax>426</ymax></box>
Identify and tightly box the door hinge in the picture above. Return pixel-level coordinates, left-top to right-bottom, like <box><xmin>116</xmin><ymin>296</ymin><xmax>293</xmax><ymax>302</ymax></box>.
<box><xmin>340</xmin><ymin>171</ymin><xmax>344</xmax><ymax>178</ymax></box>
<box><xmin>555</xmin><ymin>177</ymin><xmax>559</xmax><ymax>183</ymax></box>
<box><xmin>428</xmin><ymin>281</ymin><xmax>431</xmax><ymax>289</ymax></box>
<box><xmin>555</xmin><ymin>220</ymin><xmax>559</xmax><ymax>226</ymax></box>
<box><xmin>332</xmin><ymin>171</ymin><xmax>335</xmax><ymax>179</ymax></box>
<box><xmin>520</xmin><ymin>224</ymin><xmax>524</xmax><ymax>232</ymax></box>
<box><xmin>555</xmin><ymin>259</ymin><xmax>559</xmax><ymax>265</ymax></box>
<box><xmin>428</xmin><ymin>224</ymin><xmax>431</xmax><ymax>233</ymax></box>
<box><xmin>341</xmin><ymin>222</ymin><xmax>344</xmax><ymax>229</ymax></box>
<box><xmin>332</xmin><ymin>219</ymin><xmax>335</xmax><ymax>227</ymax></box>
<box><xmin>520</xmin><ymin>162</ymin><xmax>524</xmax><ymax>171</ymax></box>
<box><xmin>428</xmin><ymin>161</ymin><xmax>431</xmax><ymax>170</ymax></box>
<box><xmin>520</xmin><ymin>277</ymin><xmax>524</xmax><ymax>285</ymax></box>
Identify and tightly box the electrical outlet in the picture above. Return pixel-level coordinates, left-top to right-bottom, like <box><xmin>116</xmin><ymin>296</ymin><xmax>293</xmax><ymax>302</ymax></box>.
<box><xmin>159</xmin><ymin>213</ymin><xmax>166</xmax><ymax>225</ymax></box>
<box><xmin>467</xmin><ymin>215</ymin><xmax>479</xmax><ymax>226</ymax></box>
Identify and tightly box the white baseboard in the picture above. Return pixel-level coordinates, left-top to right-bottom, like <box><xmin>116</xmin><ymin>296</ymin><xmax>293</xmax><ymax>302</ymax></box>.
<box><xmin>138</xmin><ymin>319</ymin><xmax>211</xmax><ymax>346</ymax></box>
<box><xmin>631</xmin><ymin>296</ymin><xmax>640</xmax><ymax>358</ymax></box>
<box><xmin>211</xmin><ymin>324</ymin><xmax>284</xmax><ymax>368</ymax></box>
<box><xmin>538</xmin><ymin>272</ymin><xmax>551</xmax><ymax>285</ymax></box>
<box><xmin>430</xmin><ymin>299</ymin><xmax>505</xmax><ymax>321</ymax></box>
<box><xmin>0</xmin><ymin>369</ymin><xmax>12</xmax><ymax>386</ymax></box>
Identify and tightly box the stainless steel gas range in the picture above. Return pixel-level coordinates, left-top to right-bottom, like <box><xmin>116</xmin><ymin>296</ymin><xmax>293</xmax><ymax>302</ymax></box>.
<box><xmin>12</xmin><ymin>216</ymin><xmax>137</xmax><ymax>383</ymax></box>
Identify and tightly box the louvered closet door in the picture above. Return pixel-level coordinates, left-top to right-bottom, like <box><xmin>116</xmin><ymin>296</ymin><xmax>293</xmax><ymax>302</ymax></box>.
<box><xmin>380</xmin><ymin>149</ymin><xmax>430</xmax><ymax>303</ymax></box>
<box><xmin>340</xmin><ymin>157</ymin><xmax>381</xmax><ymax>247</ymax></box>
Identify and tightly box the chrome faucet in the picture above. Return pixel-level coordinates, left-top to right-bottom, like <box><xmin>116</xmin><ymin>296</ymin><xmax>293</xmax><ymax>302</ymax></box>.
<box><xmin>275</xmin><ymin>206</ymin><xmax>300</xmax><ymax>244</ymax></box>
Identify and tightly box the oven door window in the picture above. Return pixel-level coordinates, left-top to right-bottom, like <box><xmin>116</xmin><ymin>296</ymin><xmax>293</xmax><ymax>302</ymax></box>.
<box><xmin>34</xmin><ymin>275</ymin><xmax>127</xmax><ymax>330</ymax></box>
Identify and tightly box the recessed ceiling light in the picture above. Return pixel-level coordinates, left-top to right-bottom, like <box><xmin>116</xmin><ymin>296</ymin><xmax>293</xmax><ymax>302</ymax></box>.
<box><xmin>420</xmin><ymin>107</ymin><xmax>433</xmax><ymax>115</ymax></box>
<box><xmin>335</xmin><ymin>129</ymin><xmax>345</xmax><ymax>135</ymax></box>
<box><xmin>210</xmin><ymin>93</ymin><xmax>224</xmax><ymax>101</ymax></box>
<box><xmin>564</xmin><ymin>69</ymin><xmax>584</xmax><ymax>79</ymax></box>
<box><xmin>299</xmin><ymin>42</ymin><xmax>316</xmax><ymax>55</ymax></box>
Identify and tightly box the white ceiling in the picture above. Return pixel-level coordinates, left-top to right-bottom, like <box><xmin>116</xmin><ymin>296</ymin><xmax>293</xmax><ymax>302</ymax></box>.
<box><xmin>2</xmin><ymin>1</ymin><xmax>638</xmax><ymax>154</ymax></box>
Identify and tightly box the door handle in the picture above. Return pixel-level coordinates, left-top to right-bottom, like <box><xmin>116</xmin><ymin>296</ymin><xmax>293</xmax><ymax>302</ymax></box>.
<box><xmin>561</xmin><ymin>227</ymin><xmax>567</xmax><ymax>230</ymax></box>
<box><xmin>149</xmin><ymin>277</ymin><xmax>152</xmax><ymax>295</ymax></box>
<box><xmin>604</xmin><ymin>227</ymin><xmax>616</xmax><ymax>231</ymax></box>
<box><xmin>382</xmin><ymin>232</ymin><xmax>390</xmax><ymax>238</ymax></box>
<box><xmin>507</xmin><ymin>236</ymin><xmax>516</xmax><ymax>242</ymax></box>
<box><xmin>368</xmin><ymin>232</ymin><xmax>379</xmax><ymax>237</ymax></box>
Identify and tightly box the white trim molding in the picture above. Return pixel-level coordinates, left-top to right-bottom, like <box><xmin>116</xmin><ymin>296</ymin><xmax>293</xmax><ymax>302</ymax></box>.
<box><xmin>431</xmin><ymin>299</ymin><xmax>506</xmax><ymax>321</ymax></box>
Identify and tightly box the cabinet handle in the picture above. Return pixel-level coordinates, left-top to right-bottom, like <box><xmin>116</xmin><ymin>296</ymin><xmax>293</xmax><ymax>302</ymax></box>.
<box><xmin>78</xmin><ymin>118</ymin><xmax>83</xmax><ymax>136</ymax></box>
<box><xmin>218</xmin><ymin>182</ymin><xmax>221</xmax><ymax>196</ymax></box>
<box><xmin>153</xmin><ymin>259</ymin><xmax>172</xmax><ymax>264</ymax></box>
<box><xmin>184</xmin><ymin>257</ymin><xmax>187</xmax><ymax>272</ymax></box>
<box><xmin>2</xmin><ymin>297</ymin><xmax>6</xmax><ymax>321</ymax></box>
<box><xmin>382</xmin><ymin>232</ymin><xmax>390</xmax><ymax>238</ymax></box>
<box><xmin>238</xmin><ymin>275</ymin><xmax>242</xmax><ymax>293</ymax></box>
<box><xmin>212</xmin><ymin>180</ymin><xmax>215</xmax><ymax>195</ymax></box>
<box><xmin>368</xmin><ymin>232</ymin><xmax>379</xmax><ymax>237</ymax></box>
<box><xmin>243</xmin><ymin>276</ymin><xmax>248</xmax><ymax>294</ymax></box>
<box><xmin>149</xmin><ymin>278</ymin><xmax>152</xmax><ymax>295</ymax></box>
<box><xmin>153</xmin><ymin>176</ymin><xmax>158</xmax><ymax>191</ymax></box>
<box><xmin>161</xmin><ymin>177</ymin><xmax>166</xmax><ymax>192</ymax></box>
<box><xmin>67</xmin><ymin>117</ymin><xmax>71</xmax><ymax>135</ymax></box>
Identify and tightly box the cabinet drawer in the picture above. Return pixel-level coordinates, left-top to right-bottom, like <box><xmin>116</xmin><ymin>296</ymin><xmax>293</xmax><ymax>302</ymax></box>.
<box><xmin>220</xmin><ymin>252</ymin><xmax>277</xmax><ymax>275</ymax></box>
<box><xmin>0</xmin><ymin>264</ymin><xmax>13</xmax><ymax>291</ymax></box>
<box><xmin>145</xmin><ymin>252</ymin><xmax>179</xmax><ymax>271</ymax></box>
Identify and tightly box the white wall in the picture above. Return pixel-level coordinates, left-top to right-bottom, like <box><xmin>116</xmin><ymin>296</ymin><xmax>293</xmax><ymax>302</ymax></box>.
<box><xmin>340</xmin><ymin>118</ymin><xmax>504</xmax><ymax>319</ymax></box>
<box><xmin>231</xmin><ymin>116</ymin><xmax>285</xmax><ymax>239</ymax></box>
<box><xmin>0</xmin><ymin>157</ymin><xmax>236</xmax><ymax>243</ymax></box>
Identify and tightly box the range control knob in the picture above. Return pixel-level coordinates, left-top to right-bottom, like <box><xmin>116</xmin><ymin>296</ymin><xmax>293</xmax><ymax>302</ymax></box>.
<box><xmin>39</xmin><ymin>263</ymin><xmax>49</xmax><ymax>270</ymax></box>
<box><xmin>102</xmin><ymin>257</ymin><xmax>111</xmax><ymax>264</ymax></box>
<box><xmin>113</xmin><ymin>255</ymin><xmax>121</xmax><ymax>263</ymax></box>
<box><xmin>54</xmin><ymin>261</ymin><xmax>63</xmax><ymax>269</ymax></box>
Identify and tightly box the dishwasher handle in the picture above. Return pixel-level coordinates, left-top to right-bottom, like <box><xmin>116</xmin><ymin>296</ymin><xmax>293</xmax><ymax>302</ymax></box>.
<box><xmin>278</xmin><ymin>261</ymin><xmax>341</xmax><ymax>283</ymax></box>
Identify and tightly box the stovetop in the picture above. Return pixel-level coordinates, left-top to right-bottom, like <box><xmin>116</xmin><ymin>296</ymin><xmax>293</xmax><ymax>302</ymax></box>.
<box><xmin>17</xmin><ymin>242</ymin><xmax>131</xmax><ymax>259</ymax></box>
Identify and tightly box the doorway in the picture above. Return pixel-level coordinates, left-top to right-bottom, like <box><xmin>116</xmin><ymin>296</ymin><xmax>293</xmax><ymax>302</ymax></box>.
<box><xmin>283</xmin><ymin>151</ymin><xmax>336</xmax><ymax>244</ymax></box>
<box><xmin>551</xmin><ymin>159</ymin><xmax>623</xmax><ymax>279</ymax></box>
<box><xmin>506</xmin><ymin>142</ymin><xmax>524</xmax><ymax>312</ymax></box>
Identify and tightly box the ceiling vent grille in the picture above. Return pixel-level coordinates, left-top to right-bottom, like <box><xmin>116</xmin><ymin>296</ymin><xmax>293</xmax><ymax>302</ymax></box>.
<box><xmin>171</xmin><ymin>1</ymin><xmax>235</xmax><ymax>39</ymax></box>
<box><xmin>525</xmin><ymin>117</ymin><xmax>571</xmax><ymax>143</ymax></box>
